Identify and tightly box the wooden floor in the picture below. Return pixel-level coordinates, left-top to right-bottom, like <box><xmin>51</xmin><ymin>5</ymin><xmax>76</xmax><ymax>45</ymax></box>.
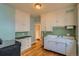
<box><xmin>21</xmin><ymin>39</ymin><xmax>64</xmax><ymax>56</ymax></box>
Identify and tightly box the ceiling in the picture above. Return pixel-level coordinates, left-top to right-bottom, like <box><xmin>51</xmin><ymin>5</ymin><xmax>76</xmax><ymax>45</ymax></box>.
<box><xmin>8</xmin><ymin>3</ymin><xmax>76</xmax><ymax>16</ymax></box>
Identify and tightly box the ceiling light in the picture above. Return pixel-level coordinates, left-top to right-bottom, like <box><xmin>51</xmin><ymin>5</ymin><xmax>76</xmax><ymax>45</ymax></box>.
<box><xmin>34</xmin><ymin>3</ymin><xmax>42</xmax><ymax>9</ymax></box>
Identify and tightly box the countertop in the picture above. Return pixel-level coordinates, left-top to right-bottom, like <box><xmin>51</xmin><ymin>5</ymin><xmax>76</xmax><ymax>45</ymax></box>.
<box><xmin>15</xmin><ymin>35</ymin><xmax>32</xmax><ymax>39</ymax></box>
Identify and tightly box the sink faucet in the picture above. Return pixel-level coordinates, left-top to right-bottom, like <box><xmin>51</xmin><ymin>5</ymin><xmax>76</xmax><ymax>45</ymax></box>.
<box><xmin>0</xmin><ymin>38</ymin><xmax>2</xmax><ymax>44</ymax></box>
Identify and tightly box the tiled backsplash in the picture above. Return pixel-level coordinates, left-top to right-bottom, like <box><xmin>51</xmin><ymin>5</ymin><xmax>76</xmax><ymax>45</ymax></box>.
<box><xmin>15</xmin><ymin>31</ymin><xmax>30</xmax><ymax>37</ymax></box>
<box><xmin>15</xmin><ymin>26</ymin><xmax>76</xmax><ymax>38</ymax></box>
<box><xmin>43</xmin><ymin>26</ymin><xmax>76</xmax><ymax>37</ymax></box>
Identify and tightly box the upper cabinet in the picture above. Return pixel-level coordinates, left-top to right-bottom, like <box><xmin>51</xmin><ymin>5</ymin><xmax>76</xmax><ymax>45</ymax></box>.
<box><xmin>41</xmin><ymin>7</ymin><xmax>76</xmax><ymax>31</ymax></box>
<box><xmin>52</xmin><ymin>11</ymin><xmax>66</xmax><ymax>26</ymax></box>
<box><xmin>15</xmin><ymin>10</ymin><xmax>30</xmax><ymax>32</ymax></box>
<box><xmin>41</xmin><ymin>14</ymin><xmax>46</xmax><ymax>31</ymax></box>
<box><xmin>65</xmin><ymin>8</ymin><xmax>76</xmax><ymax>25</ymax></box>
<box><xmin>41</xmin><ymin>11</ymin><xmax>66</xmax><ymax>31</ymax></box>
<box><xmin>45</xmin><ymin>13</ymin><xmax>54</xmax><ymax>31</ymax></box>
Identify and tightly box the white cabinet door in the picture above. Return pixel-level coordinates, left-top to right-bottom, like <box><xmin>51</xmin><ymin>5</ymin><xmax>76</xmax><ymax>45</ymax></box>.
<box><xmin>15</xmin><ymin>10</ymin><xmax>30</xmax><ymax>32</ymax></box>
<box><xmin>49</xmin><ymin>41</ymin><xmax>57</xmax><ymax>51</ymax></box>
<box><xmin>41</xmin><ymin>14</ymin><xmax>46</xmax><ymax>31</ymax></box>
<box><xmin>55</xmin><ymin>12</ymin><xmax>66</xmax><ymax>26</ymax></box>
<box><xmin>45</xmin><ymin>13</ymin><xmax>53</xmax><ymax>31</ymax></box>
<box><xmin>16</xmin><ymin>37</ymin><xmax>31</xmax><ymax>52</ymax></box>
<box><xmin>44</xmin><ymin>41</ymin><xmax>57</xmax><ymax>51</ymax></box>
<box><xmin>65</xmin><ymin>10</ymin><xmax>76</xmax><ymax>25</ymax></box>
<box><xmin>41</xmin><ymin>13</ymin><xmax>53</xmax><ymax>31</ymax></box>
<box><xmin>66</xmin><ymin>41</ymin><xmax>76</xmax><ymax>56</ymax></box>
<box><xmin>56</xmin><ymin>42</ymin><xmax>66</xmax><ymax>54</ymax></box>
<box><xmin>44</xmin><ymin>40</ymin><xmax>66</xmax><ymax>55</ymax></box>
<box><xmin>25</xmin><ymin>14</ymin><xmax>30</xmax><ymax>31</ymax></box>
<box><xmin>26</xmin><ymin>37</ymin><xmax>31</xmax><ymax>48</ymax></box>
<box><xmin>41</xmin><ymin>8</ymin><xmax>76</xmax><ymax>28</ymax></box>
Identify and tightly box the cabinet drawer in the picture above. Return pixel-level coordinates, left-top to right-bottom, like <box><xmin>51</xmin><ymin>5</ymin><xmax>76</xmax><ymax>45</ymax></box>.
<box><xmin>16</xmin><ymin>38</ymin><xmax>31</xmax><ymax>52</ymax></box>
<box><xmin>48</xmin><ymin>41</ymin><xmax>57</xmax><ymax>51</ymax></box>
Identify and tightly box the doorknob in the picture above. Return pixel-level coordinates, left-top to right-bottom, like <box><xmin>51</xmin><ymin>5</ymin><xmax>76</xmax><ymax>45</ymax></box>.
<box><xmin>0</xmin><ymin>38</ymin><xmax>2</xmax><ymax>44</ymax></box>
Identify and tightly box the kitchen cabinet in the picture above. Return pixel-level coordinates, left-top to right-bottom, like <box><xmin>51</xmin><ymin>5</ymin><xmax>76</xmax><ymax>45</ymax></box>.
<box><xmin>44</xmin><ymin>40</ymin><xmax>76</xmax><ymax>55</ymax></box>
<box><xmin>41</xmin><ymin>12</ymin><xmax>65</xmax><ymax>31</ymax></box>
<box><xmin>41</xmin><ymin>8</ymin><xmax>76</xmax><ymax>31</ymax></box>
<box><xmin>44</xmin><ymin>35</ymin><xmax>76</xmax><ymax>55</ymax></box>
<box><xmin>44</xmin><ymin>41</ymin><xmax>66</xmax><ymax>55</ymax></box>
<box><xmin>55</xmin><ymin>42</ymin><xmax>66</xmax><ymax>54</ymax></box>
<box><xmin>54</xmin><ymin>12</ymin><xmax>66</xmax><ymax>26</ymax></box>
<box><xmin>65</xmin><ymin>10</ymin><xmax>76</xmax><ymax>25</ymax></box>
<box><xmin>41</xmin><ymin>14</ymin><xmax>46</xmax><ymax>31</ymax></box>
<box><xmin>16</xmin><ymin>37</ymin><xmax>31</xmax><ymax>52</ymax></box>
<box><xmin>66</xmin><ymin>41</ymin><xmax>76</xmax><ymax>56</ymax></box>
<box><xmin>15</xmin><ymin>10</ymin><xmax>30</xmax><ymax>32</ymax></box>
<box><xmin>45</xmin><ymin>13</ymin><xmax>53</xmax><ymax>31</ymax></box>
<box><xmin>41</xmin><ymin>13</ymin><xmax>53</xmax><ymax>31</ymax></box>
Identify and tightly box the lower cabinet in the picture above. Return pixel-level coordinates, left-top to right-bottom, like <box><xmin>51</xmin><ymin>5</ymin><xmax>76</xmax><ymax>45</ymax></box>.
<box><xmin>48</xmin><ymin>41</ymin><xmax>66</xmax><ymax>55</ymax></box>
<box><xmin>55</xmin><ymin>42</ymin><xmax>66</xmax><ymax>55</ymax></box>
<box><xmin>66</xmin><ymin>42</ymin><xmax>76</xmax><ymax>56</ymax></box>
<box><xmin>44</xmin><ymin>40</ymin><xmax>76</xmax><ymax>56</ymax></box>
<box><xmin>16</xmin><ymin>37</ymin><xmax>31</xmax><ymax>52</ymax></box>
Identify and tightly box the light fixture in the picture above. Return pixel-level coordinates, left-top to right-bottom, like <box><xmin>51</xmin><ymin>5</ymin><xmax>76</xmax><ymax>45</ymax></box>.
<box><xmin>34</xmin><ymin>3</ymin><xmax>42</xmax><ymax>9</ymax></box>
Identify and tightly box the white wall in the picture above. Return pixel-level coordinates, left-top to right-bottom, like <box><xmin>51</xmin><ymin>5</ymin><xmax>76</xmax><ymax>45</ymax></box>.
<box><xmin>41</xmin><ymin>6</ymin><xmax>76</xmax><ymax>31</ymax></box>
<box><xmin>15</xmin><ymin>9</ymin><xmax>30</xmax><ymax>32</ymax></box>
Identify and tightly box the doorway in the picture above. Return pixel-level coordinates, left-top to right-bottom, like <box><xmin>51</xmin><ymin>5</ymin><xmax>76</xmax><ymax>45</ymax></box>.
<box><xmin>35</xmin><ymin>24</ymin><xmax>41</xmax><ymax>41</ymax></box>
<box><xmin>30</xmin><ymin>15</ymin><xmax>41</xmax><ymax>44</ymax></box>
